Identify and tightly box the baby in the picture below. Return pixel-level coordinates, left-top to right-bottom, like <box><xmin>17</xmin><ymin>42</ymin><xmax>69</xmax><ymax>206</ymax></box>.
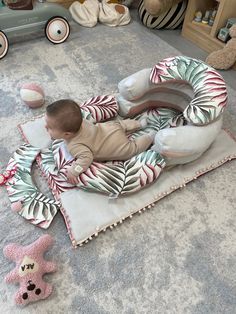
<box><xmin>45</xmin><ymin>99</ymin><xmax>156</xmax><ymax>184</ymax></box>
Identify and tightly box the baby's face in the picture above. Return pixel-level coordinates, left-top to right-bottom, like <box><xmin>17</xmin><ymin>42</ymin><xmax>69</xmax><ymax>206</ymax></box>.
<box><xmin>45</xmin><ymin>114</ymin><xmax>65</xmax><ymax>140</ymax></box>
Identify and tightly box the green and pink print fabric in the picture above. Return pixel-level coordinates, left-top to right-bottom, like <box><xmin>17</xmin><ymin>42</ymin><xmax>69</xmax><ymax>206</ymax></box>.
<box><xmin>150</xmin><ymin>56</ymin><xmax>227</xmax><ymax>125</ymax></box>
<box><xmin>6</xmin><ymin>95</ymin><xmax>184</xmax><ymax>228</ymax></box>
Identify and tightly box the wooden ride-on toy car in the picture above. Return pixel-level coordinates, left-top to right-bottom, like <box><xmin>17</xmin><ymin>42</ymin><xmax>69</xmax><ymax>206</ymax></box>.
<box><xmin>0</xmin><ymin>0</ymin><xmax>72</xmax><ymax>59</ymax></box>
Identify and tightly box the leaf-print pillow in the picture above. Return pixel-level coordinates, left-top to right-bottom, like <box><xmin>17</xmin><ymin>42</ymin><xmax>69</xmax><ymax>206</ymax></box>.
<box><xmin>6</xmin><ymin>145</ymin><xmax>60</xmax><ymax>229</ymax></box>
<box><xmin>150</xmin><ymin>56</ymin><xmax>227</xmax><ymax>125</ymax></box>
<box><xmin>39</xmin><ymin>108</ymin><xmax>185</xmax><ymax>197</ymax></box>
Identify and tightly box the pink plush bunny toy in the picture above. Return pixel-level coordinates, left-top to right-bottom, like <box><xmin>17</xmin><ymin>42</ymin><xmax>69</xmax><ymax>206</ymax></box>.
<box><xmin>3</xmin><ymin>234</ymin><xmax>56</xmax><ymax>305</ymax></box>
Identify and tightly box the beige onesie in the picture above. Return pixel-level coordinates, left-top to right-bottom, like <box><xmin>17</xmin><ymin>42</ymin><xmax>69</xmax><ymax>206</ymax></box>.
<box><xmin>66</xmin><ymin>119</ymin><xmax>152</xmax><ymax>176</ymax></box>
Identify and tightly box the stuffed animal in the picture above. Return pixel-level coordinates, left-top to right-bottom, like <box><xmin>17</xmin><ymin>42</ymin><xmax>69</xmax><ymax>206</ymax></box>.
<box><xmin>138</xmin><ymin>0</ymin><xmax>188</xmax><ymax>30</ymax></box>
<box><xmin>3</xmin><ymin>234</ymin><xmax>56</xmax><ymax>305</ymax></box>
<box><xmin>143</xmin><ymin>0</ymin><xmax>183</xmax><ymax>16</ymax></box>
<box><xmin>206</xmin><ymin>24</ymin><xmax>236</xmax><ymax>70</ymax></box>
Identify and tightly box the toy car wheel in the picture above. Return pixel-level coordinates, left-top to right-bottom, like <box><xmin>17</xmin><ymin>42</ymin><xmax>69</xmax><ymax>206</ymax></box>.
<box><xmin>45</xmin><ymin>17</ymin><xmax>70</xmax><ymax>44</ymax></box>
<box><xmin>0</xmin><ymin>31</ymin><xmax>9</xmax><ymax>60</ymax></box>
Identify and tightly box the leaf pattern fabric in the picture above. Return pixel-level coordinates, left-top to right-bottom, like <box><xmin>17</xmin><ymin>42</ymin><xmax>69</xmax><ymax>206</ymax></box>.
<box><xmin>39</xmin><ymin>107</ymin><xmax>184</xmax><ymax>197</ymax></box>
<box><xmin>6</xmin><ymin>144</ymin><xmax>60</xmax><ymax>229</ymax></box>
<box><xmin>150</xmin><ymin>56</ymin><xmax>227</xmax><ymax>125</ymax></box>
<box><xmin>6</xmin><ymin>93</ymin><xmax>185</xmax><ymax>228</ymax></box>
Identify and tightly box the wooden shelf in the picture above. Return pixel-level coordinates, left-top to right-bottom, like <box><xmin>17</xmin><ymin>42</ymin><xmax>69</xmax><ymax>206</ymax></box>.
<box><xmin>181</xmin><ymin>0</ymin><xmax>236</xmax><ymax>70</ymax></box>
<box><xmin>191</xmin><ymin>20</ymin><xmax>212</xmax><ymax>35</ymax></box>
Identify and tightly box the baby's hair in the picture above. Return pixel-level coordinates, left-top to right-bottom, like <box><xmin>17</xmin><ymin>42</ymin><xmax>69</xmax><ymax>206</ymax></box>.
<box><xmin>46</xmin><ymin>99</ymin><xmax>82</xmax><ymax>133</ymax></box>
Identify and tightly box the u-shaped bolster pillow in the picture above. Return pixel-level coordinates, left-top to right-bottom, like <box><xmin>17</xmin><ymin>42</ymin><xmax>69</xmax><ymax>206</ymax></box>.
<box><xmin>117</xmin><ymin>56</ymin><xmax>227</xmax><ymax>165</ymax></box>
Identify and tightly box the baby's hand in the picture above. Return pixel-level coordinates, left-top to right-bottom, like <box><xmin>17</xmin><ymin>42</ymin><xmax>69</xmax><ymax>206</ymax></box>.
<box><xmin>66</xmin><ymin>171</ymin><xmax>79</xmax><ymax>185</ymax></box>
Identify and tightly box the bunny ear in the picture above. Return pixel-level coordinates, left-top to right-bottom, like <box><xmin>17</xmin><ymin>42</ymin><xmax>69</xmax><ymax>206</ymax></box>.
<box><xmin>31</xmin><ymin>234</ymin><xmax>54</xmax><ymax>253</ymax></box>
<box><xmin>3</xmin><ymin>243</ymin><xmax>21</xmax><ymax>260</ymax></box>
<box><xmin>39</xmin><ymin>234</ymin><xmax>54</xmax><ymax>249</ymax></box>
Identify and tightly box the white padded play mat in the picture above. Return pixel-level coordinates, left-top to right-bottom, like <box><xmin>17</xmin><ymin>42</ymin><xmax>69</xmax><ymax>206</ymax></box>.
<box><xmin>5</xmin><ymin>56</ymin><xmax>236</xmax><ymax>247</ymax></box>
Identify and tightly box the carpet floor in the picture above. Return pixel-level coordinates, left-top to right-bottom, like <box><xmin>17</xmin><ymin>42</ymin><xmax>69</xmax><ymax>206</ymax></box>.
<box><xmin>0</xmin><ymin>9</ymin><xmax>236</xmax><ymax>314</ymax></box>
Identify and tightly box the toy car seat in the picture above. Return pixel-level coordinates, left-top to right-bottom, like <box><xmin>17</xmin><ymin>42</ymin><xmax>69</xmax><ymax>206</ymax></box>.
<box><xmin>4</xmin><ymin>0</ymin><xmax>33</xmax><ymax>10</ymax></box>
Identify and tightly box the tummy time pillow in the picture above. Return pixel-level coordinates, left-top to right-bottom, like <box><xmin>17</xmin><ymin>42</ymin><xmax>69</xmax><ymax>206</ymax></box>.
<box><xmin>118</xmin><ymin>55</ymin><xmax>228</xmax><ymax>165</ymax></box>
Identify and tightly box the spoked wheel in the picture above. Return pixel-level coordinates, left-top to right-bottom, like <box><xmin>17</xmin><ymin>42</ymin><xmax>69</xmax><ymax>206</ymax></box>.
<box><xmin>0</xmin><ymin>31</ymin><xmax>9</xmax><ymax>60</ymax></box>
<box><xmin>45</xmin><ymin>16</ymin><xmax>70</xmax><ymax>44</ymax></box>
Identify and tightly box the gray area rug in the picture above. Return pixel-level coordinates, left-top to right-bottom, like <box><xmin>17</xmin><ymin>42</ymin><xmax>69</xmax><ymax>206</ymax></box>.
<box><xmin>1</xmin><ymin>10</ymin><xmax>236</xmax><ymax>314</ymax></box>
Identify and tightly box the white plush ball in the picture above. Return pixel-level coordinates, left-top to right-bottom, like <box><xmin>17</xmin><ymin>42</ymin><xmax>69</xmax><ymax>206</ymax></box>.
<box><xmin>20</xmin><ymin>83</ymin><xmax>45</xmax><ymax>108</ymax></box>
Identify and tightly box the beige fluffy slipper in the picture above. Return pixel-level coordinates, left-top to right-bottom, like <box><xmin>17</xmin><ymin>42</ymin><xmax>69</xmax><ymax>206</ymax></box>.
<box><xmin>69</xmin><ymin>0</ymin><xmax>100</xmax><ymax>28</ymax></box>
<box><xmin>99</xmin><ymin>0</ymin><xmax>131</xmax><ymax>27</ymax></box>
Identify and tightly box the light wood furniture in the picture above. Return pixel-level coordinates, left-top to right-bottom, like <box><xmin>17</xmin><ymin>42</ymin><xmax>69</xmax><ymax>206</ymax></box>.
<box><xmin>181</xmin><ymin>0</ymin><xmax>236</xmax><ymax>69</ymax></box>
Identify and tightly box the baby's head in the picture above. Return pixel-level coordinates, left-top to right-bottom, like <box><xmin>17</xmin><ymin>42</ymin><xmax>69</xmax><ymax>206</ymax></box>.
<box><xmin>45</xmin><ymin>99</ymin><xmax>82</xmax><ymax>140</ymax></box>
